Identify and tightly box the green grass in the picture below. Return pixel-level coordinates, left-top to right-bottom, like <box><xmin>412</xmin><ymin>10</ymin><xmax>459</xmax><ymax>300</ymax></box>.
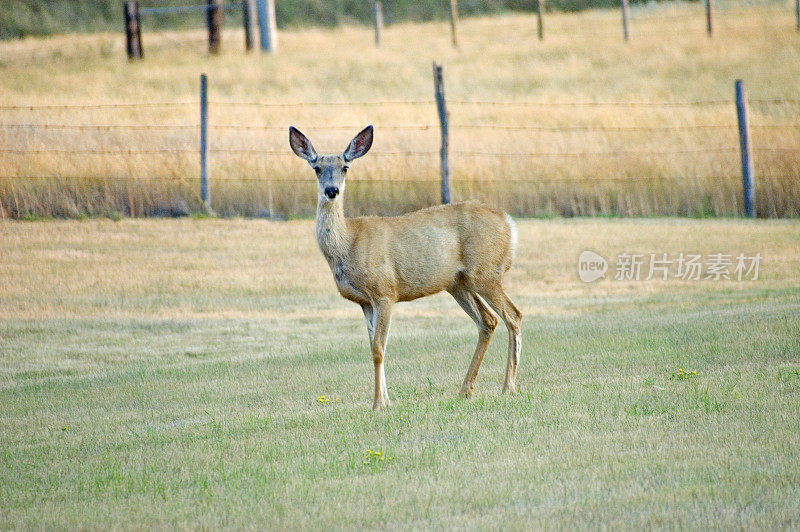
<box><xmin>0</xmin><ymin>218</ymin><xmax>799</xmax><ymax>527</ymax></box>
<box><xmin>1</xmin><ymin>304</ymin><xmax>799</xmax><ymax>527</ymax></box>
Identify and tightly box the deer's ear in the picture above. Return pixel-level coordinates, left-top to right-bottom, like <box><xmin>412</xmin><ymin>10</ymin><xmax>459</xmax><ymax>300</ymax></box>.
<box><xmin>289</xmin><ymin>126</ymin><xmax>318</xmax><ymax>162</ymax></box>
<box><xmin>343</xmin><ymin>125</ymin><xmax>373</xmax><ymax>162</ymax></box>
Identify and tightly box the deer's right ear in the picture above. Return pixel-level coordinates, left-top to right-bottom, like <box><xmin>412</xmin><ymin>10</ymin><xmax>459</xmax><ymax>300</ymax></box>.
<box><xmin>289</xmin><ymin>126</ymin><xmax>318</xmax><ymax>163</ymax></box>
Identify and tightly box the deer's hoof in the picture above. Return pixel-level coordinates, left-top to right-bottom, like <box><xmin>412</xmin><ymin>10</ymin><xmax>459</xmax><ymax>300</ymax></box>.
<box><xmin>502</xmin><ymin>384</ymin><xmax>517</xmax><ymax>395</ymax></box>
<box><xmin>458</xmin><ymin>386</ymin><xmax>473</xmax><ymax>398</ymax></box>
<box><xmin>373</xmin><ymin>399</ymin><xmax>390</xmax><ymax>411</ymax></box>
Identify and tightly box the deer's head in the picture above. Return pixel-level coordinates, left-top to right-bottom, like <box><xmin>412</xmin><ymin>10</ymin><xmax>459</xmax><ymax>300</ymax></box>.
<box><xmin>289</xmin><ymin>125</ymin><xmax>373</xmax><ymax>203</ymax></box>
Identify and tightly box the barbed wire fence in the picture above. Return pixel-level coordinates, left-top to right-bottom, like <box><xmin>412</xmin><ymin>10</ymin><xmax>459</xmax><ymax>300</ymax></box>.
<box><xmin>118</xmin><ymin>0</ymin><xmax>800</xmax><ymax>62</ymax></box>
<box><xmin>531</xmin><ymin>0</ymin><xmax>800</xmax><ymax>41</ymax></box>
<box><xmin>1</xmin><ymin>70</ymin><xmax>799</xmax><ymax>219</ymax></box>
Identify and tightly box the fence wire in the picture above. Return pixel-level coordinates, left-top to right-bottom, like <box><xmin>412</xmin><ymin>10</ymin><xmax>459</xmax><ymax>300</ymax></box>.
<box><xmin>9</xmin><ymin>174</ymin><xmax>796</xmax><ymax>183</ymax></box>
<box><xmin>1</xmin><ymin>96</ymin><xmax>798</xmax><ymax>218</ymax></box>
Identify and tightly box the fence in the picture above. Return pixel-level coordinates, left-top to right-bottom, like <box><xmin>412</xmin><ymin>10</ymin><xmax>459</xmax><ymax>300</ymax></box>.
<box><xmin>527</xmin><ymin>2</ymin><xmax>800</xmax><ymax>41</ymax></box>
<box><xmin>123</xmin><ymin>0</ymin><xmax>276</xmax><ymax>58</ymax></box>
<box><xmin>122</xmin><ymin>0</ymin><xmax>800</xmax><ymax>60</ymax></box>
<box><xmin>528</xmin><ymin>0</ymin><xmax>800</xmax><ymax>42</ymax></box>
<box><xmin>1</xmin><ymin>72</ymin><xmax>799</xmax><ymax>219</ymax></box>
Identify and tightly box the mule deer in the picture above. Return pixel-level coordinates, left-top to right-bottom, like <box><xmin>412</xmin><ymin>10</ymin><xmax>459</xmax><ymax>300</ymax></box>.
<box><xmin>289</xmin><ymin>125</ymin><xmax>522</xmax><ymax>410</ymax></box>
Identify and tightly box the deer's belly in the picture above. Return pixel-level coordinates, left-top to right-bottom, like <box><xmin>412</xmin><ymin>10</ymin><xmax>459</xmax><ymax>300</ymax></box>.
<box><xmin>394</xmin><ymin>254</ymin><xmax>460</xmax><ymax>301</ymax></box>
<box><xmin>333</xmin><ymin>269</ymin><xmax>369</xmax><ymax>305</ymax></box>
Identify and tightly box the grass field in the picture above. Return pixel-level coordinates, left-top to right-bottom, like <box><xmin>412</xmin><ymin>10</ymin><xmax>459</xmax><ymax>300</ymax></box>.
<box><xmin>1</xmin><ymin>3</ymin><xmax>799</xmax><ymax>218</ymax></box>
<box><xmin>1</xmin><ymin>217</ymin><xmax>799</xmax><ymax>527</ymax></box>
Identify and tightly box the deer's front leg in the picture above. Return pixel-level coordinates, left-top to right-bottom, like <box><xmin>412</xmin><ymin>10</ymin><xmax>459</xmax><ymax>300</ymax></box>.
<box><xmin>370</xmin><ymin>299</ymin><xmax>393</xmax><ymax>410</ymax></box>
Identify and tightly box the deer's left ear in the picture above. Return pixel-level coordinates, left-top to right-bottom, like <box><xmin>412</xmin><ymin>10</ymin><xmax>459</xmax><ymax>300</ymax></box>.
<box><xmin>343</xmin><ymin>125</ymin><xmax>373</xmax><ymax>162</ymax></box>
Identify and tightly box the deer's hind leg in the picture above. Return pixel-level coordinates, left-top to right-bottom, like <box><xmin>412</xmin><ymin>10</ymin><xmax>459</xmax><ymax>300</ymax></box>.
<box><xmin>474</xmin><ymin>285</ymin><xmax>522</xmax><ymax>395</ymax></box>
<box><xmin>362</xmin><ymin>304</ymin><xmax>375</xmax><ymax>343</ymax></box>
<box><xmin>449</xmin><ymin>284</ymin><xmax>498</xmax><ymax>398</ymax></box>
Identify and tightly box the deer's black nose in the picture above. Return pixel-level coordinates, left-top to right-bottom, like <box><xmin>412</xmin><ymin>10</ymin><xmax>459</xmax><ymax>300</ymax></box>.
<box><xmin>324</xmin><ymin>186</ymin><xmax>339</xmax><ymax>199</ymax></box>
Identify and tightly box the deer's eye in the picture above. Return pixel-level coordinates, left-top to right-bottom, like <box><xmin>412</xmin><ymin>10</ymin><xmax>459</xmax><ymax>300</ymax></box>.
<box><xmin>342</xmin><ymin>166</ymin><xmax>349</xmax><ymax>172</ymax></box>
<box><xmin>313</xmin><ymin>166</ymin><xmax>321</xmax><ymax>173</ymax></box>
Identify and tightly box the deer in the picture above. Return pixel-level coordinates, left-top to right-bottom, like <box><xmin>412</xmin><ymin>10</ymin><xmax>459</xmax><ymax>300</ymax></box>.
<box><xmin>289</xmin><ymin>125</ymin><xmax>522</xmax><ymax>410</ymax></box>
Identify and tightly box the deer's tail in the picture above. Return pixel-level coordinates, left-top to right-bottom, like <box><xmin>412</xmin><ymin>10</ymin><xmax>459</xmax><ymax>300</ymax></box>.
<box><xmin>504</xmin><ymin>213</ymin><xmax>518</xmax><ymax>262</ymax></box>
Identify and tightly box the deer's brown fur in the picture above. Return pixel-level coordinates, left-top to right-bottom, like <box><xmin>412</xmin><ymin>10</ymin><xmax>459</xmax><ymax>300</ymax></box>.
<box><xmin>291</xmin><ymin>125</ymin><xmax>522</xmax><ymax>410</ymax></box>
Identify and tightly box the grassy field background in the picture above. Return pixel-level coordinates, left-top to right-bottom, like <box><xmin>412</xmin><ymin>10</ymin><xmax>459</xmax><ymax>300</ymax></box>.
<box><xmin>1</xmin><ymin>217</ymin><xmax>799</xmax><ymax>527</ymax></box>
<box><xmin>1</xmin><ymin>3</ymin><xmax>799</xmax><ymax>218</ymax></box>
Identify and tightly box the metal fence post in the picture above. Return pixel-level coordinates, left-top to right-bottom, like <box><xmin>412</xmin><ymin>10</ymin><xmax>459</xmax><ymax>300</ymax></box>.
<box><xmin>735</xmin><ymin>79</ymin><xmax>755</xmax><ymax>218</ymax></box>
<box><xmin>536</xmin><ymin>0</ymin><xmax>544</xmax><ymax>40</ymax></box>
<box><xmin>433</xmin><ymin>63</ymin><xmax>451</xmax><ymax>204</ymax></box>
<box><xmin>620</xmin><ymin>0</ymin><xmax>630</xmax><ymax>41</ymax></box>
<box><xmin>255</xmin><ymin>0</ymin><xmax>277</xmax><ymax>52</ymax></box>
<box><xmin>796</xmin><ymin>0</ymin><xmax>800</xmax><ymax>31</ymax></box>
<box><xmin>200</xmin><ymin>74</ymin><xmax>211</xmax><ymax>211</ymax></box>
<box><xmin>374</xmin><ymin>2</ymin><xmax>383</xmax><ymax>47</ymax></box>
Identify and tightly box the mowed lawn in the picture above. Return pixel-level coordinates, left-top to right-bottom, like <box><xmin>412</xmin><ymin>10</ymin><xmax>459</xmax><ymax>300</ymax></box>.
<box><xmin>1</xmin><ymin>218</ymin><xmax>799</xmax><ymax>528</ymax></box>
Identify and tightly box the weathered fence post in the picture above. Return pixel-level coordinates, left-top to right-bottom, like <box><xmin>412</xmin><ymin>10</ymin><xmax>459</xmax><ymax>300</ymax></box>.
<box><xmin>620</xmin><ymin>0</ymin><xmax>630</xmax><ymax>41</ymax></box>
<box><xmin>123</xmin><ymin>1</ymin><xmax>143</xmax><ymax>60</ymax></box>
<box><xmin>449</xmin><ymin>0</ymin><xmax>459</xmax><ymax>48</ymax></box>
<box><xmin>243</xmin><ymin>0</ymin><xmax>256</xmax><ymax>51</ymax></box>
<box><xmin>207</xmin><ymin>0</ymin><xmax>221</xmax><ymax>54</ymax></box>
<box><xmin>705</xmin><ymin>0</ymin><xmax>714</xmax><ymax>36</ymax></box>
<box><xmin>433</xmin><ymin>63</ymin><xmax>451</xmax><ymax>205</ymax></box>
<box><xmin>795</xmin><ymin>0</ymin><xmax>800</xmax><ymax>31</ymax></box>
<box><xmin>374</xmin><ymin>2</ymin><xmax>383</xmax><ymax>47</ymax></box>
<box><xmin>200</xmin><ymin>74</ymin><xmax>211</xmax><ymax>212</ymax></box>
<box><xmin>735</xmin><ymin>79</ymin><xmax>755</xmax><ymax>218</ymax></box>
<box><xmin>255</xmin><ymin>0</ymin><xmax>278</xmax><ymax>52</ymax></box>
<box><xmin>535</xmin><ymin>0</ymin><xmax>545</xmax><ymax>40</ymax></box>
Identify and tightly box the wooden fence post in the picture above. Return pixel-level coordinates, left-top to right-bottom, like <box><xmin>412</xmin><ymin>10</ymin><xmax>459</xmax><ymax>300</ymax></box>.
<box><xmin>255</xmin><ymin>0</ymin><xmax>278</xmax><ymax>52</ymax></box>
<box><xmin>433</xmin><ymin>63</ymin><xmax>451</xmax><ymax>205</ymax></box>
<box><xmin>735</xmin><ymin>80</ymin><xmax>755</xmax><ymax>218</ymax></box>
<box><xmin>374</xmin><ymin>2</ymin><xmax>383</xmax><ymax>47</ymax></box>
<box><xmin>200</xmin><ymin>74</ymin><xmax>211</xmax><ymax>212</ymax></box>
<box><xmin>620</xmin><ymin>0</ymin><xmax>630</xmax><ymax>41</ymax></box>
<box><xmin>536</xmin><ymin>0</ymin><xmax>544</xmax><ymax>40</ymax></box>
<box><xmin>449</xmin><ymin>0</ymin><xmax>459</xmax><ymax>48</ymax></box>
<box><xmin>705</xmin><ymin>0</ymin><xmax>714</xmax><ymax>36</ymax></box>
<box><xmin>207</xmin><ymin>0</ymin><xmax>221</xmax><ymax>54</ymax></box>
<box><xmin>123</xmin><ymin>1</ymin><xmax>143</xmax><ymax>60</ymax></box>
<box><xmin>243</xmin><ymin>0</ymin><xmax>256</xmax><ymax>51</ymax></box>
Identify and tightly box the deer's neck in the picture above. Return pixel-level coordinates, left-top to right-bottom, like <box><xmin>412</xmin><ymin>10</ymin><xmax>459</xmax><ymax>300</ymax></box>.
<box><xmin>315</xmin><ymin>198</ymin><xmax>351</xmax><ymax>267</ymax></box>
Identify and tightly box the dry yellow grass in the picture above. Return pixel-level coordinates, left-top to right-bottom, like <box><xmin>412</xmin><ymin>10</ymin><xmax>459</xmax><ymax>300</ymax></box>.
<box><xmin>1</xmin><ymin>3</ymin><xmax>799</xmax><ymax>217</ymax></box>
<box><xmin>1</xmin><ymin>217</ymin><xmax>797</xmax><ymax>321</ymax></box>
